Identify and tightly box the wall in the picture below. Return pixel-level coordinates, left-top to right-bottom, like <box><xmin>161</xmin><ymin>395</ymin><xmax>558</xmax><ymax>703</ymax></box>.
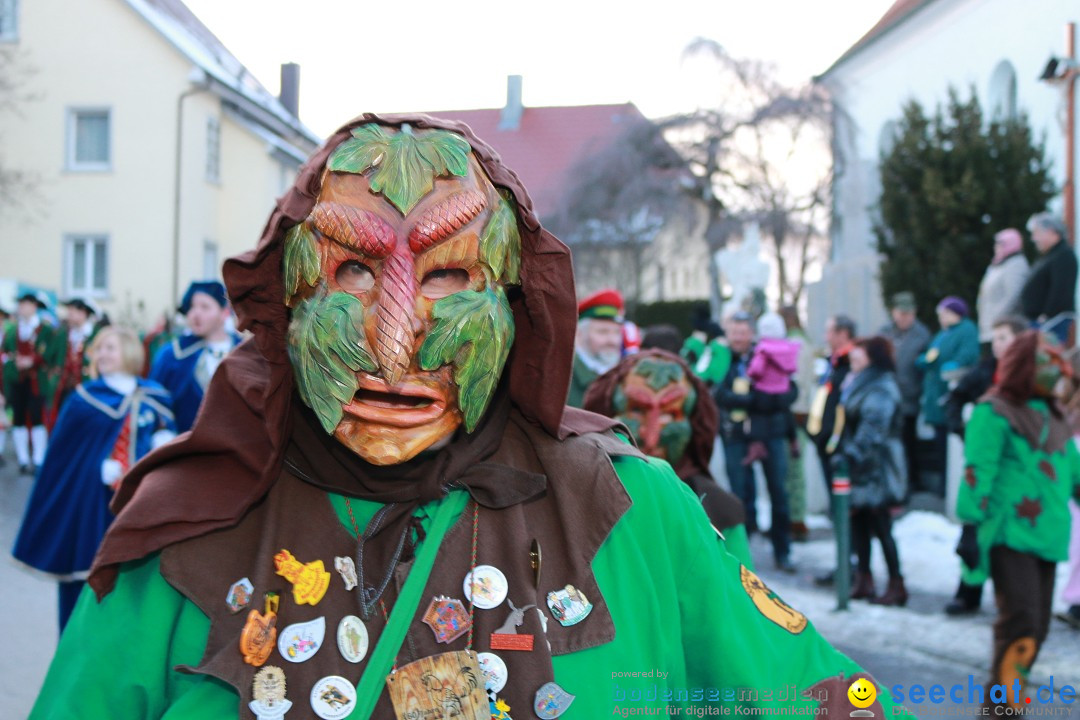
<box><xmin>812</xmin><ymin>0</ymin><xmax>1079</xmax><ymax>338</ymax></box>
<box><xmin>0</xmin><ymin>0</ymin><xmax>309</xmax><ymax>327</ymax></box>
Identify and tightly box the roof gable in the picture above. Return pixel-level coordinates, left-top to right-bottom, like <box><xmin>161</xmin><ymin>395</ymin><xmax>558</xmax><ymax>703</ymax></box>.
<box><xmin>821</xmin><ymin>0</ymin><xmax>935</xmax><ymax>77</ymax></box>
<box><xmin>122</xmin><ymin>0</ymin><xmax>321</xmax><ymax>147</ymax></box>
<box><xmin>421</xmin><ymin>103</ymin><xmax>646</xmax><ymax>218</ymax></box>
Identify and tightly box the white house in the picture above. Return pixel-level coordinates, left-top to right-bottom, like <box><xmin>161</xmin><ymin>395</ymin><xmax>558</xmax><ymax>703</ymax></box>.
<box><xmin>810</xmin><ymin>0</ymin><xmax>1079</xmax><ymax>339</ymax></box>
<box><xmin>0</xmin><ymin>0</ymin><xmax>321</xmax><ymax>326</ymax></box>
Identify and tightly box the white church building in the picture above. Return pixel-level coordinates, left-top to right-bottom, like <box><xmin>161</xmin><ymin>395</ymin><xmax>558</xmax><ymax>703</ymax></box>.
<box><xmin>809</xmin><ymin>0</ymin><xmax>1079</xmax><ymax>338</ymax></box>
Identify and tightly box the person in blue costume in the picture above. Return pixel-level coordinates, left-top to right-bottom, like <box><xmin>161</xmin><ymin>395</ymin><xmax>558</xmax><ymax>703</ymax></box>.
<box><xmin>149</xmin><ymin>280</ymin><xmax>241</xmax><ymax>432</ymax></box>
<box><xmin>12</xmin><ymin>326</ymin><xmax>176</xmax><ymax>630</ymax></box>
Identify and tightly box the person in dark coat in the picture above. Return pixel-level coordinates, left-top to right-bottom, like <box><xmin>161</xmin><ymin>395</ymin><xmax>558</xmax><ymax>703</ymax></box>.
<box><xmin>833</xmin><ymin>336</ymin><xmax>908</xmax><ymax>606</ymax></box>
<box><xmin>713</xmin><ymin>312</ymin><xmax>798</xmax><ymax>572</ymax></box>
<box><xmin>807</xmin><ymin>314</ymin><xmax>855</xmax><ymax>584</ymax></box>
<box><xmin>807</xmin><ymin>315</ymin><xmax>856</xmax><ymax>485</ymax></box>
<box><xmin>1020</xmin><ymin>213</ymin><xmax>1077</xmax><ymax>345</ymax></box>
<box><xmin>880</xmin><ymin>292</ymin><xmax>931</xmax><ymax>495</ymax></box>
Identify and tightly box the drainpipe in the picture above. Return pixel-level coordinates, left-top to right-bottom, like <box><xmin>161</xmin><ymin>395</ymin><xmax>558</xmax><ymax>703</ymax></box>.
<box><xmin>172</xmin><ymin>68</ymin><xmax>210</xmax><ymax>309</ymax></box>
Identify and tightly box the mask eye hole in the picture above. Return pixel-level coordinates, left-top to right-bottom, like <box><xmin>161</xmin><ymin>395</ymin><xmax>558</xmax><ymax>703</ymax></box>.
<box><xmin>420</xmin><ymin>268</ymin><xmax>470</xmax><ymax>299</ymax></box>
<box><xmin>336</xmin><ymin>260</ymin><xmax>375</xmax><ymax>293</ymax></box>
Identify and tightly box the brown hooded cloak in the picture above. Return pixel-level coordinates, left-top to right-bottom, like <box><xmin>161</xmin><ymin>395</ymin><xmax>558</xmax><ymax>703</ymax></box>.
<box><xmin>86</xmin><ymin>114</ymin><xmax>638</xmax><ymax>719</ymax></box>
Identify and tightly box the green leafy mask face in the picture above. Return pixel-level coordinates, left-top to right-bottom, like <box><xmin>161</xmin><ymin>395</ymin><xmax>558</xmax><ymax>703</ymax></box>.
<box><xmin>1034</xmin><ymin>348</ymin><xmax>1064</xmax><ymax>398</ymax></box>
<box><xmin>615</xmin><ymin>357</ymin><xmax>696</xmax><ymax>463</ymax></box>
<box><xmin>283</xmin><ymin>124</ymin><xmax>521</xmax><ymax>465</ymax></box>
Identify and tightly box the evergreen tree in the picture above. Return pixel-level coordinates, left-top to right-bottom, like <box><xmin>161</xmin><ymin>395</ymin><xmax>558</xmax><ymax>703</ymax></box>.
<box><xmin>875</xmin><ymin>87</ymin><xmax>1055</xmax><ymax>328</ymax></box>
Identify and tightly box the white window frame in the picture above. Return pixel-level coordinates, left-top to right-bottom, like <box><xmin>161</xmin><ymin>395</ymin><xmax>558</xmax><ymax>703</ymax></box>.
<box><xmin>63</xmin><ymin>234</ymin><xmax>110</xmax><ymax>299</ymax></box>
<box><xmin>0</xmin><ymin>0</ymin><xmax>19</xmax><ymax>42</ymax></box>
<box><xmin>205</xmin><ymin>116</ymin><xmax>221</xmax><ymax>183</ymax></box>
<box><xmin>203</xmin><ymin>240</ymin><xmax>220</xmax><ymax>279</ymax></box>
<box><xmin>65</xmin><ymin>107</ymin><xmax>112</xmax><ymax>172</ymax></box>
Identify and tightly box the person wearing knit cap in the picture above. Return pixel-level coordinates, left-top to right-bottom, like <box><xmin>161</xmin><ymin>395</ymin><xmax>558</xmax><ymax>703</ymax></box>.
<box><xmin>958</xmin><ymin>331</ymin><xmax>1080</xmax><ymax>710</ymax></box>
<box><xmin>747</xmin><ymin>312</ymin><xmax>800</xmax><ymax>395</ymax></box>
<box><xmin>148</xmin><ymin>280</ymin><xmax>241</xmax><ymax>432</ymax></box>
<box><xmin>31</xmin><ymin>115</ymin><xmax>912</xmax><ymax>719</ymax></box>
<box><xmin>976</xmin><ymin>228</ymin><xmax>1029</xmax><ymax>344</ymax></box>
<box><xmin>567</xmin><ymin>288</ymin><xmax>625</xmax><ymax>408</ymax></box>
<box><xmin>916</xmin><ymin>297</ymin><xmax>979</xmax><ymax>495</ymax></box>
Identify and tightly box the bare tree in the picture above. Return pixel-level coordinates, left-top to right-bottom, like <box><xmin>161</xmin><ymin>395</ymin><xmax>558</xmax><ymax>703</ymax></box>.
<box><xmin>544</xmin><ymin>118</ymin><xmax>695</xmax><ymax>315</ymax></box>
<box><xmin>547</xmin><ymin>42</ymin><xmax>833</xmax><ymax>314</ymax></box>
<box><xmin>0</xmin><ymin>46</ymin><xmax>42</xmax><ymax>219</ymax></box>
<box><xmin>666</xmin><ymin>39</ymin><xmax>833</xmax><ymax>310</ymax></box>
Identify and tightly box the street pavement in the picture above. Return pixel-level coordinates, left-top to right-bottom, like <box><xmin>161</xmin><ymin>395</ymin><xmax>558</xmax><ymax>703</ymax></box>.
<box><xmin>748</xmin><ymin>523</ymin><xmax>1080</xmax><ymax>719</ymax></box>
<box><xmin>0</xmin><ymin>452</ymin><xmax>57</xmax><ymax>719</ymax></box>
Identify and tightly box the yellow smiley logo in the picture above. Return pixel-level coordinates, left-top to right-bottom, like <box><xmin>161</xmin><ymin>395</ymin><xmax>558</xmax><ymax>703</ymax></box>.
<box><xmin>848</xmin><ymin>678</ymin><xmax>877</xmax><ymax>709</ymax></box>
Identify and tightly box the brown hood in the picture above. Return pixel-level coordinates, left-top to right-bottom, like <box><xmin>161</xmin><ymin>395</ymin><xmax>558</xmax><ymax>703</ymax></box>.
<box><xmin>90</xmin><ymin>113</ymin><xmax>616</xmax><ymax>597</ymax></box>
<box><xmin>983</xmin><ymin>330</ymin><xmax>1070</xmax><ymax>454</ymax></box>
<box><xmin>582</xmin><ymin>348</ymin><xmax>716</xmax><ymax>481</ymax></box>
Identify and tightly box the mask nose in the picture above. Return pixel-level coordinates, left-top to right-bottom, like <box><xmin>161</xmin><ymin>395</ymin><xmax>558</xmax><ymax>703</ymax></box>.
<box><xmin>640</xmin><ymin>407</ymin><xmax>662</xmax><ymax>454</ymax></box>
<box><xmin>374</xmin><ymin>244</ymin><xmax>416</xmax><ymax>385</ymax></box>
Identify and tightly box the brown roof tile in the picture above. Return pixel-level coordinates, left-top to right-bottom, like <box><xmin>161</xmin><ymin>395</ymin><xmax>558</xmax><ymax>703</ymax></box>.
<box><xmin>422</xmin><ymin>103</ymin><xmax>646</xmax><ymax>218</ymax></box>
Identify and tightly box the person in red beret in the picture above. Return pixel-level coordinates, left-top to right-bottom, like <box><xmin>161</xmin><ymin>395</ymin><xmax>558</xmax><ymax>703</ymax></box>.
<box><xmin>567</xmin><ymin>288</ymin><xmax>626</xmax><ymax>407</ymax></box>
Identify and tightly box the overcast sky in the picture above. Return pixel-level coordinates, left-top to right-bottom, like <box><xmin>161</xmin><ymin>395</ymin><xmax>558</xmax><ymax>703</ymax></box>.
<box><xmin>182</xmin><ymin>0</ymin><xmax>897</xmax><ymax>137</ymax></box>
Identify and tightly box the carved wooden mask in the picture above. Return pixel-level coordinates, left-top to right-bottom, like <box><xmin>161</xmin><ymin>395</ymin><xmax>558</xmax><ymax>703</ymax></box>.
<box><xmin>282</xmin><ymin>124</ymin><xmax>521</xmax><ymax>465</ymax></box>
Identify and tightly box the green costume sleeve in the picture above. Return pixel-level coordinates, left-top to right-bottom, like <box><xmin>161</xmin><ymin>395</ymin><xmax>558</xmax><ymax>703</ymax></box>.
<box><xmin>958</xmin><ymin>402</ymin><xmax>1007</xmax><ymax>525</ymax></box>
<box><xmin>555</xmin><ymin>454</ymin><xmax>914</xmax><ymax>717</ymax></box>
<box><xmin>719</xmin><ymin>522</ymin><xmax>754</xmax><ymax>570</ymax></box>
<box><xmin>681</xmin><ymin>336</ymin><xmax>706</xmax><ymax>364</ymax></box>
<box><xmin>29</xmin><ymin>555</ymin><xmax>227</xmax><ymax>720</ymax></box>
<box><xmin>701</xmin><ymin>340</ymin><xmax>732</xmax><ymax>386</ymax></box>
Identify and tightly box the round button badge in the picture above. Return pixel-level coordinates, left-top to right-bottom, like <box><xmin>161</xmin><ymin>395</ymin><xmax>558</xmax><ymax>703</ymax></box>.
<box><xmin>310</xmin><ymin>675</ymin><xmax>357</xmax><ymax>720</ymax></box>
<box><xmin>336</xmin><ymin>615</ymin><xmax>369</xmax><ymax>663</ymax></box>
<box><xmin>477</xmin><ymin>652</ymin><xmax>508</xmax><ymax>693</ymax></box>
<box><xmin>462</xmin><ymin>565</ymin><xmax>508</xmax><ymax>610</ymax></box>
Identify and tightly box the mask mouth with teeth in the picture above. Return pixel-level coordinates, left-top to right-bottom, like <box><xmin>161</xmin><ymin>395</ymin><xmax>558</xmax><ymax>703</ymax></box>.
<box><xmin>283</xmin><ymin>122</ymin><xmax>521</xmax><ymax>465</ymax></box>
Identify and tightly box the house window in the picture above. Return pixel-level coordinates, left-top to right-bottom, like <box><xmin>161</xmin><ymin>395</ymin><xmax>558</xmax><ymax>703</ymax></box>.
<box><xmin>67</xmin><ymin>108</ymin><xmax>111</xmax><ymax>171</ymax></box>
<box><xmin>989</xmin><ymin>60</ymin><xmax>1017</xmax><ymax>120</ymax></box>
<box><xmin>206</xmin><ymin>116</ymin><xmax>221</xmax><ymax>183</ymax></box>
<box><xmin>203</xmin><ymin>241</ymin><xmax>219</xmax><ymax>279</ymax></box>
<box><xmin>0</xmin><ymin>0</ymin><xmax>18</xmax><ymax>41</ymax></box>
<box><xmin>65</xmin><ymin>235</ymin><xmax>109</xmax><ymax>297</ymax></box>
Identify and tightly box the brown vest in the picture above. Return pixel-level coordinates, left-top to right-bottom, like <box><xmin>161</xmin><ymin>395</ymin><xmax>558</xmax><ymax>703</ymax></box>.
<box><xmin>161</xmin><ymin>413</ymin><xmax>639</xmax><ymax>719</ymax></box>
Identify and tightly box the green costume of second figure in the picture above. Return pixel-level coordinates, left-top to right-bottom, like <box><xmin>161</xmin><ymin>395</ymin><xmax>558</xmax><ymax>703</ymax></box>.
<box><xmin>958</xmin><ymin>331</ymin><xmax>1080</xmax><ymax>711</ymax></box>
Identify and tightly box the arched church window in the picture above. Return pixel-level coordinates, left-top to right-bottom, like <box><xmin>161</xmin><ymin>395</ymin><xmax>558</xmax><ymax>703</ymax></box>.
<box><xmin>988</xmin><ymin>60</ymin><xmax>1018</xmax><ymax>119</ymax></box>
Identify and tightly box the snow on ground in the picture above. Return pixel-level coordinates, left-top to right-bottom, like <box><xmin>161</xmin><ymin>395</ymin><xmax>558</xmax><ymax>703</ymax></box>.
<box><xmin>748</xmin><ymin>510</ymin><xmax>1080</xmax><ymax>687</ymax></box>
